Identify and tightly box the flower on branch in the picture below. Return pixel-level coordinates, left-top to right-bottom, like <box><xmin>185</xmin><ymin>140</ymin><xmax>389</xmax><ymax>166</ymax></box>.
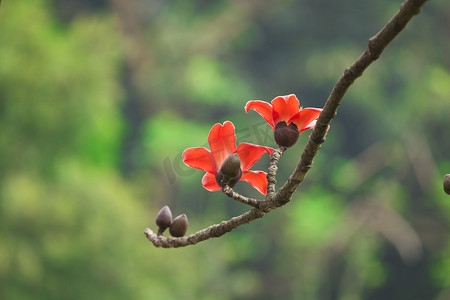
<box><xmin>144</xmin><ymin>0</ymin><xmax>430</xmax><ymax>249</ymax></box>
<box><xmin>245</xmin><ymin>94</ymin><xmax>322</xmax><ymax>147</ymax></box>
<box><xmin>183</xmin><ymin>121</ymin><xmax>274</xmax><ymax>195</ymax></box>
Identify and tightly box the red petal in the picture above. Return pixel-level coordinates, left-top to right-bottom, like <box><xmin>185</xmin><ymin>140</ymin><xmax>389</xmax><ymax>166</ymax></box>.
<box><xmin>272</xmin><ymin>94</ymin><xmax>300</xmax><ymax>125</ymax></box>
<box><xmin>235</xmin><ymin>142</ymin><xmax>274</xmax><ymax>171</ymax></box>
<box><xmin>182</xmin><ymin>147</ymin><xmax>215</xmax><ymax>173</ymax></box>
<box><xmin>208</xmin><ymin>121</ymin><xmax>237</xmax><ymax>170</ymax></box>
<box><xmin>302</xmin><ymin>120</ymin><xmax>317</xmax><ymax>132</ymax></box>
<box><xmin>301</xmin><ymin>120</ymin><xmax>330</xmax><ymax>134</ymax></box>
<box><xmin>245</xmin><ymin>100</ymin><xmax>275</xmax><ymax>128</ymax></box>
<box><xmin>202</xmin><ymin>172</ymin><xmax>221</xmax><ymax>191</ymax></box>
<box><xmin>241</xmin><ymin>170</ymin><xmax>268</xmax><ymax>195</ymax></box>
<box><xmin>288</xmin><ymin>108</ymin><xmax>322</xmax><ymax>131</ymax></box>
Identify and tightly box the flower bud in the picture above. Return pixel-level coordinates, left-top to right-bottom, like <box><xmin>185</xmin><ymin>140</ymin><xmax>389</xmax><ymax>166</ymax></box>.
<box><xmin>155</xmin><ymin>205</ymin><xmax>172</xmax><ymax>235</ymax></box>
<box><xmin>274</xmin><ymin>121</ymin><xmax>299</xmax><ymax>148</ymax></box>
<box><xmin>220</xmin><ymin>153</ymin><xmax>241</xmax><ymax>180</ymax></box>
<box><xmin>169</xmin><ymin>214</ymin><xmax>189</xmax><ymax>237</ymax></box>
<box><xmin>444</xmin><ymin>174</ymin><xmax>450</xmax><ymax>195</ymax></box>
<box><xmin>215</xmin><ymin>169</ymin><xmax>242</xmax><ymax>188</ymax></box>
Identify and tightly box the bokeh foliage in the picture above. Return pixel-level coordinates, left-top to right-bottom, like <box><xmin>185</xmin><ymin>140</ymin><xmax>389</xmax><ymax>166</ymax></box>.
<box><xmin>0</xmin><ymin>0</ymin><xmax>449</xmax><ymax>299</ymax></box>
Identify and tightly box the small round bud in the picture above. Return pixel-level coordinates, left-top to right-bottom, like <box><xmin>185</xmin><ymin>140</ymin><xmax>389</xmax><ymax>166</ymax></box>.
<box><xmin>274</xmin><ymin>121</ymin><xmax>299</xmax><ymax>148</ymax></box>
<box><xmin>444</xmin><ymin>174</ymin><xmax>450</xmax><ymax>195</ymax></box>
<box><xmin>156</xmin><ymin>205</ymin><xmax>172</xmax><ymax>235</ymax></box>
<box><xmin>220</xmin><ymin>153</ymin><xmax>241</xmax><ymax>180</ymax></box>
<box><xmin>215</xmin><ymin>169</ymin><xmax>242</xmax><ymax>188</ymax></box>
<box><xmin>169</xmin><ymin>214</ymin><xmax>189</xmax><ymax>237</ymax></box>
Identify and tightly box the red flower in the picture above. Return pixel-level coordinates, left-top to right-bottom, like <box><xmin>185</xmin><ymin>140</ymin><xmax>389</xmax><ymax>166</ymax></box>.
<box><xmin>245</xmin><ymin>94</ymin><xmax>322</xmax><ymax>133</ymax></box>
<box><xmin>183</xmin><ymin>121</ymin><xmax>274</xmax><ymax>195</ymax></box>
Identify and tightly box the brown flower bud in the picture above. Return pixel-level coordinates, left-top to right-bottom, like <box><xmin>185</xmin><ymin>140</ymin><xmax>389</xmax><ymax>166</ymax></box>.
<box><xmin>156</xmin><ymin>205</ymin><xmax>172</xmax><ymax>235</ymax></box>
<box><xmin>444</xmin><ymin>174</ymin><xmax>450</xmax><ymax>195</ymax></box>
<box><xmin>215</xmin><ymin>169</ymin><xmax>242</xmax><ymax>188</ymax></box>
<box><xmin>220</xmin><ymin>153</ymin><xmax>241</xmax><ymax>180</ymax></box>
<box><xmin>169</xmin><ymin>214</ymin><xmax>189</xmax><ymax>237</ymax></box>
<box><xmin>274</xmin><ymin>121</ymin><xmax>299</xmax><ymax>148</ymax></box>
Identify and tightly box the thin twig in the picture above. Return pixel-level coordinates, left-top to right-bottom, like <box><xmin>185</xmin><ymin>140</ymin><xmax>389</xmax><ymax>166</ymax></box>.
<box><xmin>266</xmin><ymin>147</ymin><xmax>286</xmax><ymax>200</ymax></box>
<box><xmin>145</xmin><ymin>0</ymin><xmax>429</xmax><ymax>248</ymax></box>
<box><xmin>222</xmin><ymin>185</ymin><xmax>264</xmax><ymax>209</ymax></box>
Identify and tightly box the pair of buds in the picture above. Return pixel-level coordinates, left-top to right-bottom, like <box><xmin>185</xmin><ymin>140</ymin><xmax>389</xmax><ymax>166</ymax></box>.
<box><xmin>156</xmin><ymin>206</ymin><xmax>189</xmax><ymax>237</ymax></box>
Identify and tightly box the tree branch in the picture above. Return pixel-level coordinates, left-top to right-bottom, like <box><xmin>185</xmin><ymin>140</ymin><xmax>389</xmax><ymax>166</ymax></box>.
<box><xmin>145</xmin><ymin>0</ymin><xmax>429</xmax><ymax>248</ymax></box>
<box><xmin>222</xmin><ymin>185</ymin><xmax>264</xmax><ymax>209</ymax></box>
<box><xmin>274</xmin><ymin>0</ymin><xmax>429</xmax><ymax>204</ymax></box>
<box><xmin>145</xmin><ymin>208</ymin><xmax>265</xmax><ymax>248</ymax></box>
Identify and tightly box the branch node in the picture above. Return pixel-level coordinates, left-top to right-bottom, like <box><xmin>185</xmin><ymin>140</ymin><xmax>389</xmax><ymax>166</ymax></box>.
<box><xmin>344</xmin><ymin>67</ymin><xmax>355</xmax><ymax>77</ymax></box>
<box><xmin>300</xmin><ymin>163</ymin><xmax>312</xmax><ymax>173</ymax></box>
<box><xmin>368</xmin><ymin>37</ymin><xmax>381</xmax><ymax>60</ymax></box>
<box><xmin>311</xmin><ymin>134</ymin><xmax>326</xmax><ymax>145</ymax></box>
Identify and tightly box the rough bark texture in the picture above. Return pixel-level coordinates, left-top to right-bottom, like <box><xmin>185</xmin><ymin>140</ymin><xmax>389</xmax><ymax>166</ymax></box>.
<box><xmin>222</xmin><ymin>185</ymin><xmax>263</xmax><ymax>209</ymax></box>
<box><xmin>266</xmin><ymin>147</ymin><xmax>286</xmax><ymax>200</ymax></box>
<box><xmin>145</xmin><ymin>0</ymin><xmax>429</xmax><ymax>248</ymax></box>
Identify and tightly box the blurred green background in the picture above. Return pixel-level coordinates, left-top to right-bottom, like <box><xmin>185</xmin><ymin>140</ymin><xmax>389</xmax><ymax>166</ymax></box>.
<box><xmin>0</xmin><ymin>0</ymin><xmax>449</xmax><ymax>299</ymax></box>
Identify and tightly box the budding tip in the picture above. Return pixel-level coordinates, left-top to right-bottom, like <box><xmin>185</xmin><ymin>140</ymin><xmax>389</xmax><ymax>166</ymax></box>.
<box><xmin>169</xmin><ymin>214</ymin><xmax>189</xmax><ymax>238</ymax></box>
<box><xmin>444</xmin><ymin>174</ymin><xmax>450</xmax><ymax>195</ymax></box>
<box><xmin>155</xmin><ymin>205</ymin><xmax>173</xmax><ymax>234</ymax></box>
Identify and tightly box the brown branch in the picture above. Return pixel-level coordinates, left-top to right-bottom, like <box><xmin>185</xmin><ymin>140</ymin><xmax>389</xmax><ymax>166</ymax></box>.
<box><xmin>145</xmin><ymin>0</ymin><xmax>429</xmax><ymax>248</ymax></box>
<box><xmin>274</xmin><ymin>0</ymin><xmax>429</xmax><ymax>204</ymax></box>
<box><xmin>222</xmin><ymin>185</ymin><xmax>264</xmax><ymax>209</ymax></box>
<box><xmin>266</xmin><ymin>147</ymin><xmax>286</xmax><ymax>200</ymax></box>
<box><xmin>145</xmin><ymin>208</ymin><xmax>265</xmax><ymax>248</ymax></box>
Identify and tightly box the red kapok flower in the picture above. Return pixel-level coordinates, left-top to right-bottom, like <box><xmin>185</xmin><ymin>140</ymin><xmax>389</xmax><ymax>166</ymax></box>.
<box><xmin>245</xmin><ymin>94</ymin><xmax>323</xmax><ymax>147</ymax></box>
<box><xmin>182</xmin><ymin>121</ymin><xmax>274</xmax><ymax>195</ymax></box>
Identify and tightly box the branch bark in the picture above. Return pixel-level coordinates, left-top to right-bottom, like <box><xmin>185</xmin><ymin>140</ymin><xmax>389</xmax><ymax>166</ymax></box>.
<box><xmin>222</xmin><ymin>185</ymin><xmax>264</xmax><ymax>209</ymax></box>
<box><xmin>266</xmin><ymin>147</ymin><xmax>286</xmax><ymax>200</ymax></box>
<box><xmin>145</xmin><ymin>0</ymin><xmax>429</xmax><ymax>248</ymax></box>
